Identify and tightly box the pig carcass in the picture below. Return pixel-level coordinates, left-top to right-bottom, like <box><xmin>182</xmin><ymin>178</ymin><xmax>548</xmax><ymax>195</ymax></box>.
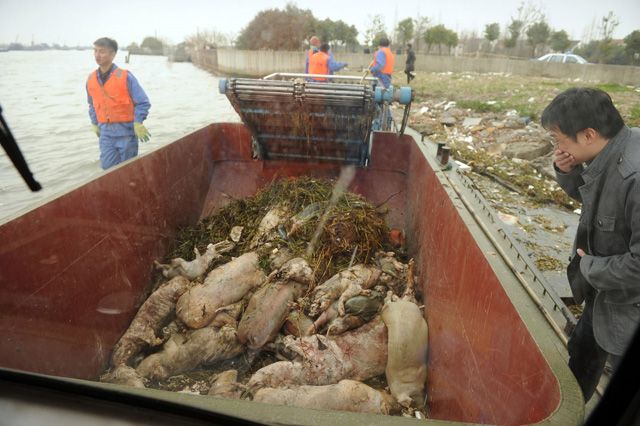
<box><xmin>176</xmin><ymin>252</ymin><xmax>266</xmax><ymax>329</ymax></box>
<box><xmin>326</xmin><ymin>290</ymin><xmax>383</xmax><ymax>335</ymax></box>
<box><xmin>253</xmin><ymin>379</ymin><xmax>400</xmax><ymax>415</ymax></box>
<box><xmin>136</xmin><ymin>325</ymin><xmax>243</xmax><ymax>381</ymax></box>
<box><xmin>283</xmin><ymin>309</ymin><xmax>315</xmax><ymax>338</ymax></box>
<box><xmin>207</xmin><ymin>369</ymin><xmax>245</xmax><ymax>399</ymax></box>
<box><xmin>249</xmin><ymin>205</ymin><xmax>290</xmax><ymax>249</ymax></box>
<box><xmin>100</xmin><ymin>365</ymin><xmax>146</xmax><ymax>388</ymax></box>
<box><xmin>153</xmin><ymin>240</ymin><xmax>234</xmax><ymax>280</ymax></box>
<box><xmin>237</xmin><ymin>258</ymin><xmax>312</xmax><ymax>350</ymax></box>
<box><xmin>308</xmin><ymin>264</ymin><xmax>382</xmax><ymax>317</ymax></box>
<box><xmin>381</xmin><ymin>294</ymin><xmax>428</xmax><ymax>408</ymax></box>
<box><xmin>111</xmin><ymin>276</ymin><xmax>190</xmax><ymax>367</ymax></box>
<box><xmin>247</xmin><ymin>317</ymin><xmax>387</xmax><ymax>390</ymax></box>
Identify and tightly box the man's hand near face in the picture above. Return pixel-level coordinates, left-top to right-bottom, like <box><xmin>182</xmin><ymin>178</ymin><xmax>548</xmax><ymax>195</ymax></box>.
<box><xmin>554</xmin><ymin>149</ymin><xmax>577</xmax><ymax>173</ymax></box>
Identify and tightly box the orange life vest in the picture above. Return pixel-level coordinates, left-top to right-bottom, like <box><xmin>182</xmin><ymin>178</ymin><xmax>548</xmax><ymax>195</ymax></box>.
<box><xmin>86</xmin><ymin>67</ymin><xmax>134</xmax><ymax>124</ymax></box>
<box><xmin>370</xmin><ymin>47</ymin><xmax>395</xmax><ymax>75</ymax></box>
<box><xmin>308</xmin><ymin>51</ymin><xmax>329</xmax><ymax>81</ymax></box>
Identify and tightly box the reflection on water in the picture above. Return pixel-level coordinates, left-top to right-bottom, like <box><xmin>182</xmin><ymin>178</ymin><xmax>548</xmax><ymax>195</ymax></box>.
<box><xmin>0</xmin><ymin>50</ymin><xmax>239</xmax><ymax>222</ymax></box>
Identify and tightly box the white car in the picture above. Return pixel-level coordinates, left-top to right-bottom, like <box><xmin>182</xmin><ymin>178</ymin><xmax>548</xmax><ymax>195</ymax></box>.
<box><xmin>537</xmin><ymin>53</ymin><xmax>589</xmax><ymax>64</ymax></box>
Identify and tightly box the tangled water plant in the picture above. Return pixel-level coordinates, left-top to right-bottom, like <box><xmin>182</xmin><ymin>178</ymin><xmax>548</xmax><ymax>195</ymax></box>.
<box><xmin>167</xmin><ymin>177</ymin><xmax>391</xmax><ymax>283</ymax></box>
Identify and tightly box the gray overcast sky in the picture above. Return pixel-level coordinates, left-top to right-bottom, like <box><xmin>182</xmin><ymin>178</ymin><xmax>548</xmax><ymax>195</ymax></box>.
<box><xmin>1</xmin><ymin>0</ymin><xmax>638</xmax><ymax>46</ymax></box>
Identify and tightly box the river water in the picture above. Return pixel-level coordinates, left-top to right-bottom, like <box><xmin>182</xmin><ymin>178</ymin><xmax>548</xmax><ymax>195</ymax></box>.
<box><xmin>0</xmin><ymin>50</ymin><xmax>239</xmax><ymax>223</ymax></box>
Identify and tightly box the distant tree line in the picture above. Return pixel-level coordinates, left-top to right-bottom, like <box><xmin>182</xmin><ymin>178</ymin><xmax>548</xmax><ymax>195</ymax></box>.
<box><xmin>233</xmin><ymin>4</ymin><xmax>358</xmax><ymax>51</ymax></box>
<box><xmin>208</xmin><ymin>2</ymin><xmax>638</xmax><ymax>65</ymax></box>
<box><xmin>0</xmin><ymin>42</ymin><xmax>89</xmax><ymax>51</ymax></box>
<box><xmin>126</xmin><ymin>37</ymin><xmax>165</xmax><ymax>55</ymax></box>
<box><xmin>481</xmin><ymin>6</ymin><xmax>639</xmax><ymax>65</ymax></box>
<box><xmin>10</xmin><ymin>1</ymin><xmax>637</xmax><ymax>66</ymax></box>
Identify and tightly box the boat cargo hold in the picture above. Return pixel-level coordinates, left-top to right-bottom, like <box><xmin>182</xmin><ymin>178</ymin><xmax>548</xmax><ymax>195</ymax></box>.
<box><xmin>0</xmin><ymin>75</ymin><xmax>584</xmax><ymax>425</ymax></box>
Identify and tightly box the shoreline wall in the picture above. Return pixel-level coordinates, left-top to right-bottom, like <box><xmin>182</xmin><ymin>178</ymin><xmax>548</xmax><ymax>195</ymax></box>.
<box><xmin>192</xmin><ymin>48</ymin><xmax>640</xmax><ymax>85</ymax></box>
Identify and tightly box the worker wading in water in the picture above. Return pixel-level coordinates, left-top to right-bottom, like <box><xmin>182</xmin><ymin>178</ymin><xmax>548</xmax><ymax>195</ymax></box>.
<box><xmin>86</xmin><ymin>37</ymin><xmax>151</xmax><ymax>170</ymax></box>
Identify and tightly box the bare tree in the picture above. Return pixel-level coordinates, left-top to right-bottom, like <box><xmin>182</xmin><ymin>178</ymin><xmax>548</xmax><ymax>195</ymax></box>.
<box><xmin>364</xmin><ymin>14</ymin><xmax>387</xmax><ymax>48</ymax></box>
<box><xmin>514</xmin><ymin>0</ymin><xmax>546</xmax><ymax>34</ymax></box>
<box><xmin>599</xmin><ymin>11</ymin><xmax>619</xmax><ymax>41</ymax></box>
<box><xmin>582</xmin><ymin>17</ymin><xmax>599</xmax><ymax>43</ymax></box>
<box><xmin>185</xmin><ymin>29</ymin><xmax>230</xmax><ymax>49</ymax></box>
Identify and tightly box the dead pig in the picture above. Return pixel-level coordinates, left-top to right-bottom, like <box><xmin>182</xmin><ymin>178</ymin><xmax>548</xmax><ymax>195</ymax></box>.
<box><xmin>327</xmin><ymin>289</ymin><xmax>384</xmax><ymax>335</ymax></box>
<box><xmin>153</xmin><ymin>240</ymin><xmax>234</xmax><ymax>280</ymax></box>
<box><xmin>100</xmin><ymin>365</ymin><xmax>146</xmax><ymax>388</ymax></box>
<box><xmin>308</xmin><ymin>264</ymin><xmax>382</xmax><ymax>317</ymax></box>
<box><xmin>343</xmin><ymin>289</ymin><xmax>385</xmax><ymax>320</ymax></box>
<box><xmin>374</xmin><ymin>251</ymin><xmax>409</xmax><ymax>294</ymax></box>
<box><xmin>111</xmin><ymin>276</ymin><xmax>190</xmax><ymax>367</ymax></box>
<box><xmin>381</xmin><ymin>294</ymin><xmax>428</xmax><ymax>408</ymax></box>
<box><xmin>283</xmin><ymin>309</ymin><xmax>315</xmax><ymax>337</ymax></box>
<box><xmin>208</xmin><ymin>300</ymin><xmax>245</xmax><ymax>329</ymax></box>
<box><xmin>136</xmin><ymin>325</ymin><xmax>243</xmax><ymax>381</ymax></box>
<box><xmin>307</xmin><ymin>300</ymin><xmax>338</xmax><ymax>335</ymax></box>
<box><xmin>247</xmin><ymin>317</ymin><xmax>387</xmax><ymax>390</ymax></box>
<box><xmin>326</xmin><ymin>315</ymin><xmax>367</xmax><ymax>335</ymax></box>
<box><xmin>207</xmin><ymin>369</ymin><xmax>245</xmax><ymax>399</ymax></box>
<box><xmin>237</xmin><ymin>258</ymin><xmax>312</xmax><ymax>350</ymax></box>
<box><xmin>176</xmin><ymin>252</ymin><xmax>266</xmax><ymax>329</ymax></box>
<box><xmin>268</xmin><ymin>247</ymin><xmax>294</xmax><ymax>270</ymax></box>
<box><xmin>249</xmin><ymin>205</ymin><xmax>289</xmax><ymax>248</ymax></box>
<box><xmin>253</xmin><ymin>379</ymin><xmax>400</xmax><ymax>415</ymax></box>
<box><xmin>286</xmin><ymin>201</ymin><xmax>325</xmax><ymax>238</ymax></box>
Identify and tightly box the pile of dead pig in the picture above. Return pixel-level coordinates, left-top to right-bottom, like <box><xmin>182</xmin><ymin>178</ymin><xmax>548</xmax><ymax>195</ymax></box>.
<box><xmin>100</xmin><ymin>177</ymin><xmax>429</xmax><ymax>419</ymax></box>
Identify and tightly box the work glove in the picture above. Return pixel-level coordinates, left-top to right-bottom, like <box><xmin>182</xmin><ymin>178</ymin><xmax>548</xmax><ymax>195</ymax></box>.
<box><xmin>134</xmin><ymin>122</ymin><xmax>151</xmax><ymax>143</ymax></box>
<box><xmin>91</xmin><ymin>124</ymin><xmax>100</xmax><ymax>137</ymax></box>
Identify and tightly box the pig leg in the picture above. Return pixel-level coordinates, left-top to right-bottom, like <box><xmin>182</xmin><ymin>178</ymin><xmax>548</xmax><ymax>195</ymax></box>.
<box><xmin>326</xmin><ymin>315</ymin><xmax>366</xmax><ymax>335</ymax></box>
<box><xmin>307</xmin><ymin>301</ymin><xmax>338</xmax><ymax>334</ymax></box>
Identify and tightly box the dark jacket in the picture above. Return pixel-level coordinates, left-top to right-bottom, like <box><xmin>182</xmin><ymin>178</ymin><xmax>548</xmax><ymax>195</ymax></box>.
<box><xmin>405</xmin><ymin>49</ymin><xmax>416</xmax><ymax>72</ymax></box>
<box><xmin>557</xmin><ymin>126</ymin><xmax>640</xmax><ymax>355</ymax></box>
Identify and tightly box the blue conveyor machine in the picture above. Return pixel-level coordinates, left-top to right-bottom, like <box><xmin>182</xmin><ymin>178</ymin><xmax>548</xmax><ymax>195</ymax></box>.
<box><xmin>218</xmin><ymin>73</ymin><xmax>412</xmax><ymax>166</ymax></box>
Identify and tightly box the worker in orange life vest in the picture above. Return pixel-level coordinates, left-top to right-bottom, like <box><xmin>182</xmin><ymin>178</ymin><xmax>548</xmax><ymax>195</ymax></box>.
<box><xmin>308</xmin><ymin>43</ymin><xmax>347</xmax><ymax>82</ymax></box>
<box><xmin>86</xmin><ymin>37</ymin><xmax>151</xmax><ymax>170</ymax></box>
<box><xmin>369</xmin><ymin>37</ymin><xmax>395</xmax><ymax>88</ymax></box>
<box><xmin>304</xmin><ymin>36</ymin><xmax>321</xmax><ymax>74</ymax></box>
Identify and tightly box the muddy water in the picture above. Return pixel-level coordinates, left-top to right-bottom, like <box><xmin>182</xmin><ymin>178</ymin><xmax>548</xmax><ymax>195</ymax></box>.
<box><xmin>0</xmin><ymin>50</ymin><xmax>239</xmax><ymax>223</ymax></box>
